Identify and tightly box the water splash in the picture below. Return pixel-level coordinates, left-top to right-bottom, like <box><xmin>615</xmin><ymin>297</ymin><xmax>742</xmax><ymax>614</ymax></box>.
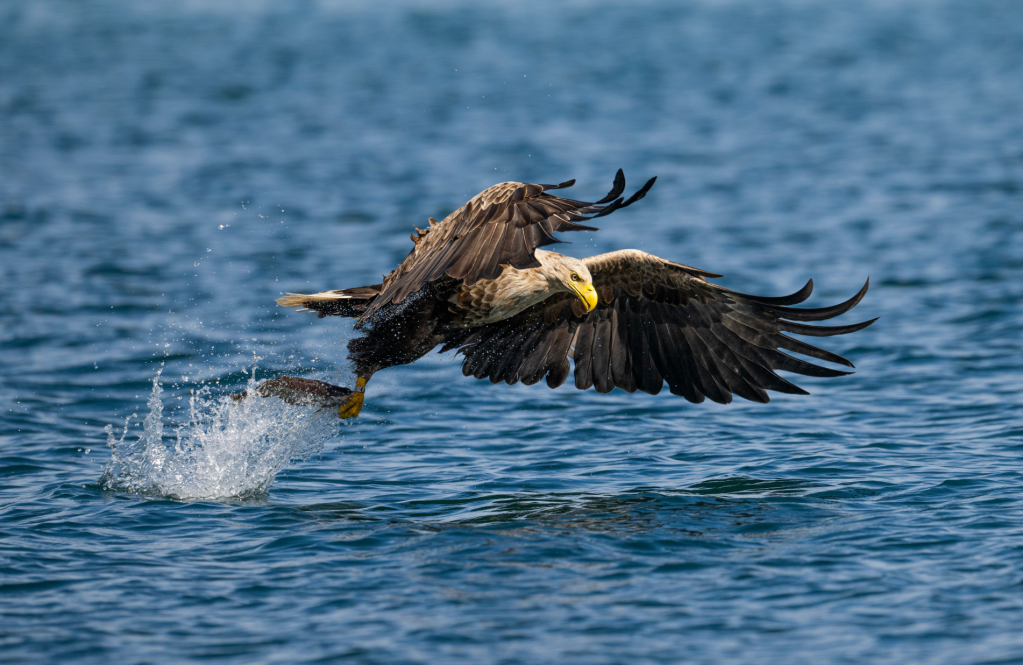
<box><xmin>100</xmin><ymin>368</ymin><xmax>339</xmax><ymax>500</ymax></box>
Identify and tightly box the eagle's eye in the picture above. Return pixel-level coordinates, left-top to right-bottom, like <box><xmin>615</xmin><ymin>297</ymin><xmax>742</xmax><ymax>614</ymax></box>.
<box><xmin>570</xmin><ymin>273</ymin><xmax>581</xmax><ymax>282</ymax></box>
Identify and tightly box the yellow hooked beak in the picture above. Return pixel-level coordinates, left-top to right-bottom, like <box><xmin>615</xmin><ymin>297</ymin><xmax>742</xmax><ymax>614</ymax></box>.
<box><xmin>571</xmin><ymin>282</ymin><xmax>599</xmax><ymax>313</ymax></box>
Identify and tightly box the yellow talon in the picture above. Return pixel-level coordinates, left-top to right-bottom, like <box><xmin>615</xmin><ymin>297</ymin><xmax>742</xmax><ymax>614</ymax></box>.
<box><xmin>338</xmin><ymin>392</ymin><xmax>364</xmax><ymax>419</ymax></box>
<box><xmin>338</xmin><ymin>376</ymin><xmax>369</xmax><ymax>419</ymax></box>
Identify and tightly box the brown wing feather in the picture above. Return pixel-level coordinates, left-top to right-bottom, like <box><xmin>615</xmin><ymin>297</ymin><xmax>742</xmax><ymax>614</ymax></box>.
<box><xmin>443</xmin><ymin>250</ymin><xmax>875</xmax><ymax>403</ymax></box>
<box><xmin>360</xmin><ymin>171</ymin><xmax>656</xmax><ymax>319</ymax></box>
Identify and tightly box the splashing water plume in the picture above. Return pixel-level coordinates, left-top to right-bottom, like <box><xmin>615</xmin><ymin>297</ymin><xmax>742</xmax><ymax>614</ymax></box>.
<box><xmin>101</xmin><ymin>369</ymin><xmax>339</xmax><ymax>499</ymax></box>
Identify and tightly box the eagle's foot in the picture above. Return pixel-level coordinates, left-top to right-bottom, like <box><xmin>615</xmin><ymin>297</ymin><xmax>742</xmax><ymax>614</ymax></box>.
<box><xmin>337</xmin><ymin>392</ymin><xmax>364</xmax><ymax>419</ymax></box>
<box><xmin>338</xmin><ymin>377</ymin><xmax>369</xmax><ymax>419</ymax></box>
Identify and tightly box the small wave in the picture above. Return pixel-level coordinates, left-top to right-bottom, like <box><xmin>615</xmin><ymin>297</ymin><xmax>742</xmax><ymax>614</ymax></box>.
<box><xmin>100</xmin><ymin>368</ymin><xmax>338</xmax><ymax>500</ymax></box>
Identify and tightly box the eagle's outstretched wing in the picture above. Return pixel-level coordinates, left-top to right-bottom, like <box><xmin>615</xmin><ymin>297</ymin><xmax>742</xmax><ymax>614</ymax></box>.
<box><xmin>443</xmin><ymin>250</ymin><xmax>875</xmax><ymax>404</ymax></box>
<box><xmin>361</xmin><ymin>171</ymin><xmax>656</xmax><ymax>318</ymax></box>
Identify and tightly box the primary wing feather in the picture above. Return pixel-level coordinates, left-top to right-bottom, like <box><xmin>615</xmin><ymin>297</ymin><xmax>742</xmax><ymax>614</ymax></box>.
<box><xmin>445</xmin><ymin>249</ymin><xmax>875</xmax><ymax>403</ymax></box>
<box><xmin>361</xmin><ymin>171</ymin><xmax>656</xmax><ymax>318</ymax></box>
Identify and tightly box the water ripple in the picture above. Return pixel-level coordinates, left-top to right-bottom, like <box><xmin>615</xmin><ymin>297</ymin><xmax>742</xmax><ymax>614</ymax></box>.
<box><xmin>3</xmin><ymin>0</ymin><xmax>1023</xmax><ymax>662</ymax></box>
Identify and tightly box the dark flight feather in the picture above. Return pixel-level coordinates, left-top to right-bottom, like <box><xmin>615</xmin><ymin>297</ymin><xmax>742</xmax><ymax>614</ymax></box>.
<box><xmin>361</xmin><ymin>171</ymin><xmax>657</xmax><ymax>319</ymax></box>
<box><xmin>445</xmin><ymin>250</ymin><xmax>875</xmax><ymax>404</ymax></box>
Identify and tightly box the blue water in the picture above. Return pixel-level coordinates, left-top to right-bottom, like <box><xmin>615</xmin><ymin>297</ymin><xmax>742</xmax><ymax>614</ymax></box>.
<box><xmin>2</xmin><ymin>0</ymin><xmax>1023</xmax><ymax>662</ymax></box>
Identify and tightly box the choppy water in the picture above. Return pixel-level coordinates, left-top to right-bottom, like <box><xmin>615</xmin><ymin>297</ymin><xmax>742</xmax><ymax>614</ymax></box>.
<box><xmin>3</xmin><ymin>0</ymin><xmax>1023</xmax><ymax>662</ymax></box>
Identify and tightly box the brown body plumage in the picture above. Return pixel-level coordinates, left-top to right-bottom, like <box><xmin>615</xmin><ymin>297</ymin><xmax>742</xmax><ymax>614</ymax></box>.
<box><xmin>253</xmin><ymin>170</ymin><xmax>875</xmax><ymax>418</ymax></box>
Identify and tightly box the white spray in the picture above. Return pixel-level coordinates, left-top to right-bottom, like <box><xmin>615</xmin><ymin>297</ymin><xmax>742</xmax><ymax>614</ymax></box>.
<box><xmin>101</xmin><ymin>368</ymin><xmax>339</xmax><ymax>500</ymax></box>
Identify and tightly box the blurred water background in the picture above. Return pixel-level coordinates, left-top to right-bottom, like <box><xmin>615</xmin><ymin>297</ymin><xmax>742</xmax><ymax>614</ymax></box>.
<box><xmin>2</xmin><ymin>0</ymin><xmax>1023</xmax><ymax>662</ymax></box>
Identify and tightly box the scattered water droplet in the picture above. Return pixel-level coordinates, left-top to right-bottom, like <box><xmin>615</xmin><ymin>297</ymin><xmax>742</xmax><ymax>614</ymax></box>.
<box><xmin>101</xmin><ymin>369</ymin><xmax>338</xmax><ymax>500</ymax></box>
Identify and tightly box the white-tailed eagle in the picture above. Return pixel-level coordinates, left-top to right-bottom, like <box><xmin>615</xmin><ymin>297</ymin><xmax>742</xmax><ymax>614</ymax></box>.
<box><xmin>239</xmin><ymin>171</ymin><xmax>874</xmax><ymax>418</ymax></box>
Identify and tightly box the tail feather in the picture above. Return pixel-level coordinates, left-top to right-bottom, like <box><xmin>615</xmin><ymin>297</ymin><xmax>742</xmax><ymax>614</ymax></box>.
<box><xmin>277</xmin><ymin>284</ymin><xmax>383</xmax><ymax>318</ymax></box>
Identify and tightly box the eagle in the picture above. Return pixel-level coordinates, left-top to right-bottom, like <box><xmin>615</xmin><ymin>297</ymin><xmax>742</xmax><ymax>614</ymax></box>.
<box><xmin>239</xmin><ymin>171</ymin><xmax>875</xmax><ymax>418</ymax></box>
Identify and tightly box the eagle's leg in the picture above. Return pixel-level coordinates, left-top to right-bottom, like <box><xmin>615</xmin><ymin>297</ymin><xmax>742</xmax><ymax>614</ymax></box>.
<box><xmin>337</xmin><ymin>376</ymin><xmax>370</xmax><ymax>419</ymax></box>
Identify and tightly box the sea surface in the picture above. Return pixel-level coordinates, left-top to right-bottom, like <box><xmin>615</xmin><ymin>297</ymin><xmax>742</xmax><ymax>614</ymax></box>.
<box><xmin>2</xmin><ymin>1</ymin><xmax>1023</xmax><ymax>662</ymax></box>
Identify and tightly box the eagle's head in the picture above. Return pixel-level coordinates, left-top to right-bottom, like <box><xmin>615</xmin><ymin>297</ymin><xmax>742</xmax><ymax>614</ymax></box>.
<box><xmin>536</xmin><ymin>251</ymin><xmax>599</xmax><ymax>313</ymax></box>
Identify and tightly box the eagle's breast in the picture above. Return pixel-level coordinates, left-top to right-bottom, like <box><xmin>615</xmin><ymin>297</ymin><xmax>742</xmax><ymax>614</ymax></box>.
<box><xmin>449</xmin><ymin>264</ymin><xmax>557</xmax><ymax>327</ymax></box>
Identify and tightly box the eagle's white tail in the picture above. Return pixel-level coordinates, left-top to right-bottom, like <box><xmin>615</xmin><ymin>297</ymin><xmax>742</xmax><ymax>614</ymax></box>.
<box><xmin>276</xmin><ymin>284</ymin><xmax>384</xmax><ymax>317</ymax></box>
<box><xmin>277</xmin><ymin>291</ymin><xmax>353</xmax><ymax>309</ymax></box>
